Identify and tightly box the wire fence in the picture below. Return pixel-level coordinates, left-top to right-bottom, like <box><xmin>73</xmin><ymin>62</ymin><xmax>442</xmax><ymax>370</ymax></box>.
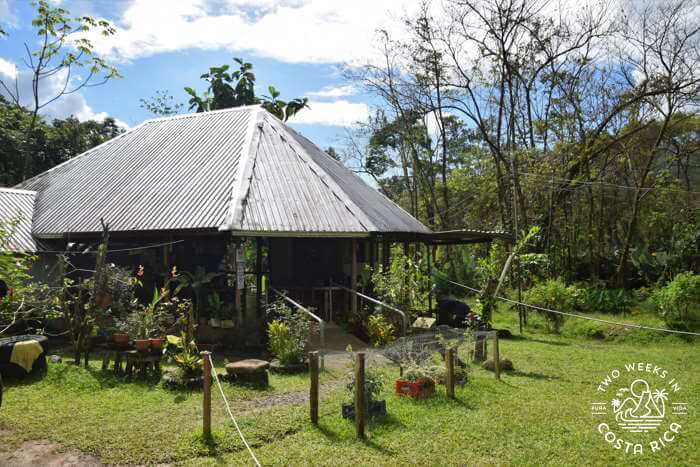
<box><xmin>446</xmin><ymin>279</ymin><xmax>700</xmax><ymax>337</ymax></box>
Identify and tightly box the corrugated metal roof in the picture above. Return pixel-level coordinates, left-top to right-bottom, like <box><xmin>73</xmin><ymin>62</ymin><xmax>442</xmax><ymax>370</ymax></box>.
<box><xmin>17</xmin><ymin>106</ymin><xmax>432</xmax><ymax>238</ymax></box>
<box><xmin>287</xmin><ymin>124</ymin><xmax>432</xmax><ymax>234</ymax></box>
<box><xmin>238</xmin><ymin>115</ymin><xmax>367</xmax><ymax>233</ymax></box>
<box><xmin>0</xmin><ymin>188</ymin><xmax>37</xmax><ymax>252</ymax></box>
<box><xmin>19</xmin><ymin>107</ymin><xmax>253</xmax><ymax>236</ymax></box>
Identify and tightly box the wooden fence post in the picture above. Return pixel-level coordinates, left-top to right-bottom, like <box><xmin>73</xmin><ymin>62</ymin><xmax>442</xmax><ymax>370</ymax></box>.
<box><xmin>355</xmin><ymin>352</ymin><xmax>366</xmax><ymax>439</ymax></box>
<box><xmin>310</xmin><ymin>351</ymin><xmax>319</xmax><ymax>425</ymax></box>
<box><xmin>493</xmin><ymin>333</ymin><xmax>500</xmax><ymax>380</ymax></box>
<box><xmin>446</xmin><ymin>347</ymin><xmax>455</xmax><ymax>399</ymax></box>
<box><xmin>201</xmin><ymin>351</ymin><xmax>212</xmax><ymax>437</ymax></box>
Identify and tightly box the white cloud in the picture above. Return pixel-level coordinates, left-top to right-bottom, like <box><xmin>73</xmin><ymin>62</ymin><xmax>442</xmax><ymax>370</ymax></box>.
<box><xmin>0</xmin><ymin>57</ymin><xmax>127</xmax><ymax>128</ymax></box>
<box><xmin>75</xmin><ymin>0</ymin><xmax>420</xmax><ymax>65</ymax></box>
<box><xmin>306</xmin><ymin>84</ymin><xmax>356</xmax><ymax>99</ymax></box>
<box><xmin>290</xmin><ymin>100</ymin><xmax>369</xmax><ymax>127</ymax></box>
<box><xmin>0</xmin><ymin>57</ymin><xmax>16</xmax><ymax>79</ymax></box>
<box><xmin>0</xmin><ymin>0</ymin><xmax>17</xmax><ymax>29</ymax></box>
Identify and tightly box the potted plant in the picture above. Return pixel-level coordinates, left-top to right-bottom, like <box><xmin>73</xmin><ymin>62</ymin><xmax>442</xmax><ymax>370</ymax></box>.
<box><xmin>341</xmin><ymin>347</ymin><xmax>387</xmax><ymax>419</ymax></box>
<box><xmin>395</xmin><ymin>367</ymin><xmax>437</xmax><ymax>399</ymax></box>
<box><xmin>119</xmin><ymin>288</ymin><xmax>169</xmax><ymax>352</ymax></box>
<box><xmin>208</xmin><ymin>311</ymin><xmax>221</xmax><ymax>328</ymax></box>
<box><xmin>383</xmin><ymin>339</ymin><xmax>439</xmax><ymax>399</ymax></box>
<box><xmin>111</xmin><ymin>328</ymin><xmax>129</xmax><ymax>347</ymax></box>
<box><xmin>207</xmin><ymin>293</ymin><xmax>223</xmax><ymax>328</ymax></box>
<box><xmin>162</xmin><ymin>300</ymin><xmax>204</xmax><ymax>389</ymax></box>
<box><xmin>395</xmin><ymin>376</ymin><xmax>435</xmax><ymax>399</ymax></box>
<box><xmin>266</xmin><ymin>298</ymin><xmax>311</xmax><ymax>373</ymax></box>
<box><xmin>221</xmin><ymin>311</ymin><xmax>235</xmax><ymax>329</ymax></box>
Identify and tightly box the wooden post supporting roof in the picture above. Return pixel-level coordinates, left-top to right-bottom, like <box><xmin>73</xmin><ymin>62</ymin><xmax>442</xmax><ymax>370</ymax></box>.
<box><xmin>256</xmin><ymin>237</ymin><xmax>262</xmax><ymax>313</ymax></box>
<box><xmin>351</xmin><ymin>239</ymin><xmax>358</xmax><ymax>316</ymax></box>
<box><xmin>382</xmin><ymin>238</ymin><xmax>390</xmax><ymax>269</ymax></box>
<box><xmin>426</xmin><ymin>243</ymin><xmax>432</xmax><ymax>314</ymax></box>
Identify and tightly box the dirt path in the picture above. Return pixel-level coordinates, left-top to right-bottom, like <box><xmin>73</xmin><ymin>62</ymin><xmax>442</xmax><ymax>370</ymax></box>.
<box><xmin>0</xmin><ymin>430</ymin><xmax>103</xmax><ymax>467</ymax></box>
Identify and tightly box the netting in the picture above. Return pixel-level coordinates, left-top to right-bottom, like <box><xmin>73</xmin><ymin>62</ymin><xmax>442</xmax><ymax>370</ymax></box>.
<box><xmin>381</xmin><ymin>326</ymin><xmax>477</xmax><ymax>383</ymax></box>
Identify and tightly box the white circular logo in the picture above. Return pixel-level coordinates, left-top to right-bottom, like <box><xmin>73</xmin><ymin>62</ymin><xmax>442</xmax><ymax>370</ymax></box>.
<box><xmin>591</xmin><ymin>362</ymin><xmax>689</xmax><ymax>456</ymax></box>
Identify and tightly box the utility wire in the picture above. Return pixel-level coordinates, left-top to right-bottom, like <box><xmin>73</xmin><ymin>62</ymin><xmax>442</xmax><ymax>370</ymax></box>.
<box><xmin>446</xmin><ymin>279</ymin><xmax>700</xmax><ymax>337</ymax></box>
<box><xmin>519</xmin><ymin>172</ymin><xmax>700</xmax><ymax>195</ymax></box>
<box><xmin>32</xmin><ymin>239</ymin><xmax>185</xmax><ymax>255</ymax></box>
<box><xmin>207</xmin><ymin>354</ymin><xmax>262</xmax><ymax>467</ymax></box>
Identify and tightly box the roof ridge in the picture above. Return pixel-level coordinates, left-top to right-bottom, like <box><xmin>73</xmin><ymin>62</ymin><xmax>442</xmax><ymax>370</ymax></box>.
<box><xmin>260</xmin><ymin>114</ymin><xmax>378</xmax><ymax>232</ymax></box>
<box><xmin>284</xmin><ymin>126</ymin><xmax>429</xmax><ymax>232</ymax></box>
<box><xmin>142</xmin><ymin>104</ymin><xmax>263</xmax><ymax>125</ymax></box>
<box><xmin>219</xmin><ymin>107</ymin><xmax>262</xmax><ymax>230</ymax></box>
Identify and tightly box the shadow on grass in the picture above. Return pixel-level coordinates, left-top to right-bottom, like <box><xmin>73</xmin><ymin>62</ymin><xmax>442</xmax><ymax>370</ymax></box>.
<box><xmin>509</xmin><ymin>370</ymin><xmax>561</xmax><ymax>381</ymax></box>
<box><xmin>0</xmin><ymin>365</ymin><xmax>48</xmax><ymax>387</ymax></box>
<box><xmin>520</xmin><ymin>336</ymin><xmax>571</xmax><ymax>346</ymax></box>
<box><xmin>361</xmin><ymin>437</ymin><xmax>396</xmax><ymax>456</ymax></box>
<box><xmin>313</xmin><ymin>416</ymin><xmax>400</xmax><ymax>456</ymax></box>
<box><xmin>445</xmin><ymin>395</ymin><xmax>477</xmax><ymax>410</ymax></box>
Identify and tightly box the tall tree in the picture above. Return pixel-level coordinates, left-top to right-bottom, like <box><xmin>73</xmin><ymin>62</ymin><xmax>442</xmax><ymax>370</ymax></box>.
<box><xmin>0</xmin><ymin>97</ymin><xmax>123</xmax><ymax>186</ymax></box>
<box><xmin>185</xmin><ymin>58</ymin><xmax>308</xmax><ymax>121</ymax></box>
<box><xmin>0</xmin><ymin>0</ymin><xmax>119</xmax><ymax>180</ymax></box>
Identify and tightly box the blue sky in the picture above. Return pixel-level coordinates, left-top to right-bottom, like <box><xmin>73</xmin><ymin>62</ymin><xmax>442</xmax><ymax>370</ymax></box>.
<box><xmin>0</xmin><ymin>0</ymin><xmax>418</xmax><ymax>150</ymax></box>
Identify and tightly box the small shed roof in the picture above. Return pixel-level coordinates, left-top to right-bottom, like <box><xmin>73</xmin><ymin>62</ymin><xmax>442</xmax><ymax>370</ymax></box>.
<box><xmin>17</xmin><ymin>106</ymin><xmax>431</xmax><ymax>238</ymax></box>
<box><xmin>0</xmin><ymin>188</ymin><xmax>37</xmax><ymax>253</ymax></box>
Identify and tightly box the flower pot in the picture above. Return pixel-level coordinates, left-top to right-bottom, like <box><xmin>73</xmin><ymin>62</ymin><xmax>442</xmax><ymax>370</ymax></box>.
<box><xmin>221</xmin><ymin>319</ymin><xmax>235</xmax><ymax>329</ymax></box>
<box><xmin>134</xmin><ymin>339</ymin><xmax>150</xmax><ymax>352</ymax></box>
<box><xmin>209</xmin><ymin>318</ymin><xmax>221</xmax><ymax>328</ymax></box>
<box><xmin>112</xmin><ymin>333</ymin><xmax>129</xmax><ymax>347</ymax></box>
<box><xmin>395</xmin><ymin>377</ymin><xmax>435</xmax><ymax>399</ymax></box>
<box><xmin>149</xmin><ymin>338</ymin><xmax>163</xmax><ymax>350</ymax></box>
<box><xmin>341</xmin><ymin>400</ymin><xmax>387</xmax><ymax>419</ymax></box>
<box><xmin>95</xmin><ymin>291</ymin><xmax>113</xmax><ymax>309</ymax></box>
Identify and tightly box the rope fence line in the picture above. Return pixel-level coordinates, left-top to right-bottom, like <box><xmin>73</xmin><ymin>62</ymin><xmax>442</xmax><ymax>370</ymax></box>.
<box><xmin>446</xmin><ymin>279</ymin><xmax>700</xmax><ymax>337</ymax></box>
<box><xmin>207</xmin><ymin>354</ymin><xmax>262</xmax><ymax>467</ymax></box>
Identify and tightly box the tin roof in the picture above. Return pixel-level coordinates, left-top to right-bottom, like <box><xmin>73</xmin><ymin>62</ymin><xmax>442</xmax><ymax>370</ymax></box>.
<box><xmin>17</xmin><ymin>106</ymin><xmax>431</xmax><ymax>238</ymax></box>
<box><xmin>0</xmin><ymin>188</ymin><xmax>37</xmax><ymax>252</ymax></box>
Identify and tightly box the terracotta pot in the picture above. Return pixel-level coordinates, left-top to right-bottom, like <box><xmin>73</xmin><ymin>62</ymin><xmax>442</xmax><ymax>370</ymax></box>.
<box><xmin>95</xmin><ymin>291</ymin><xmax>113</xmax><ymax>309</ymax></box>
<box><xmin>149</xmin><ymin>338</ymin><xmax>163</xmax><ymax>350</ymax></box>
<box><xmin>112</xmin><ymin>333</ymin><xmax>129</xmax><ymax>347</ymax></box>
<box><xmin>134</xmin><ymin>339</ymin><xmax>150</xmax><ymax>352</ymax></box>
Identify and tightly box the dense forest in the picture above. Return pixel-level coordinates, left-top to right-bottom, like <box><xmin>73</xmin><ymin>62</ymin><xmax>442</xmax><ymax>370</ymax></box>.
<box><xmin>344</xmin><ymin>0</ymin><xmax>699</xmax><ymax>288</ymax></box>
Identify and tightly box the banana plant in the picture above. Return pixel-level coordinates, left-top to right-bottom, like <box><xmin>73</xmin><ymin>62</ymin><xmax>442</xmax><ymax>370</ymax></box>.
<box><xmin>174</xmin><ymin>267</ymin><xmax>221</xmax><ymax>319</ymax></box>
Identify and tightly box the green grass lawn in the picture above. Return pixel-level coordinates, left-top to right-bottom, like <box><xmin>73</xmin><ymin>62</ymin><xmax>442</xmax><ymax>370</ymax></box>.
<box><xmin>1</xmin><ymin>312</ymin><xmax>698</xmax><ymax>466</ymax></box>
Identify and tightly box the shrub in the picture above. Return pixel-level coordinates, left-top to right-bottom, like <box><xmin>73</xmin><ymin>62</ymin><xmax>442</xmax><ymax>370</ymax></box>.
<box><xmin>523</xmin><ymin>279</ymin><xmax>583</xmax><ymax>333</ymax></box>
<box><xmin>582</xmin><ymin>288</ymin><xmax>636</xmax><ymax>314</ymax></box>
<box><xmin>365</xmin><ymin>313</ymin><xmax>395</xmax><ymax>347</ymax></box>
<box><xmin>345</xmin><ymin>356</ymin><xmax>385</xmax><ymax>403</ymax></box>
<box><xmin>266</xmin><ymin>298</ymin><xmax>311</xmax><ymax>365</ymax></box>
<box><xmin>652</xmin><ymin>272</ymin><xmax>700</xmax><ymax>331</ymax></box>
<box><xmin>163</xmin><ymin>298</ymin><xmax>201</xmax><ymax>379</ymax></box>
<box><xmin>372</xmin><ymin>254</ymin><xmax>431</xmax><ymax>318</ymax></box>
<box><xmin>433</xmin><ymin>247</ymin><xmax>478</xmax><ymax>297</ymax></box>
<box><xmin>0</xmin><ymin>220</ymin><xmax>60</xmax><ymax>333</ymax></box>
